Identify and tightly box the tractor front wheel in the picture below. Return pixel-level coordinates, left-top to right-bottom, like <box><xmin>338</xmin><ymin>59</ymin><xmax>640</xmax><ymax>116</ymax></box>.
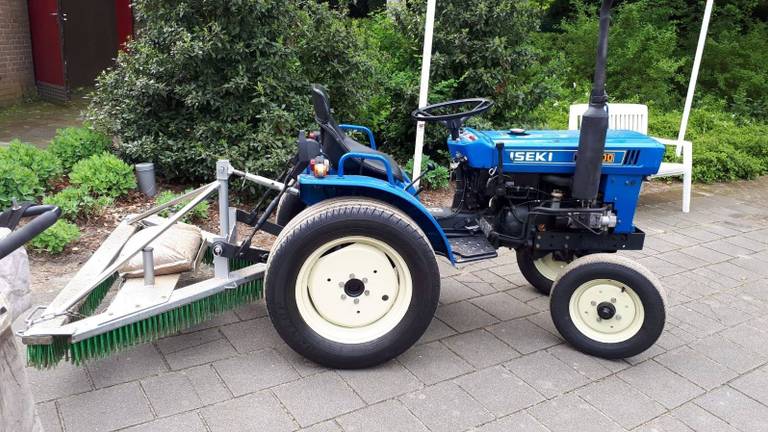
<box><xmin>516</xmin><ymin>249</ymin><xmax>569</xmax><ymax>295</ymax></box>
<box><xmin>549</xmin><ymin>254</ymin><xmax>666</xmax><ymax>359</ymax></box>
<box><xmin>265</xmin><ymin>198</ymin><xmax>440</xmax><ymax>369</ymax></box>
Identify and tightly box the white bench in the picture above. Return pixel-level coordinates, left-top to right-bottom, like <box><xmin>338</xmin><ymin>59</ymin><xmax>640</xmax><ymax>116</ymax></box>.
<box><xmin>569</xmin><ymin>103</ymin><xmax>692</xmax><ymax>213</ymax></box>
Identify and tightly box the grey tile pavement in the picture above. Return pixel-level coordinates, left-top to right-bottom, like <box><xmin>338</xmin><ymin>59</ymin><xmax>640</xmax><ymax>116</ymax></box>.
<box><xmin>26</xmin><ymin>177</ymin><xmax>768</xmax><ymax>431</ymax></box>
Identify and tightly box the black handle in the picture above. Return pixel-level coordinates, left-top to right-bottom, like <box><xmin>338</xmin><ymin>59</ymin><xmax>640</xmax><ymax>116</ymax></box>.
<box><xmin>0</xmin><ymin>205</ymin><xmax>61</xmax><ymax>260</ymax></box>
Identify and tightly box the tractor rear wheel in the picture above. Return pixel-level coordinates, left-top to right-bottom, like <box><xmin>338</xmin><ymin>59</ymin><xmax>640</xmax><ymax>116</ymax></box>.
<box><xmin>549</xmin><ymin>254</ymin><xmax>666</xmax><ymax>359</ymax></box>
<box><xmin>265</xmin><ymin>198</ymin><xmax>440</xmax><ymax>369</ymax></box>
<box><xmin>516</xmin><ymin>249</ymin><xmax>569</xmax><ymax>295</ymax></box>
<box><xmin>275</xmin><ymin>191</ymin><xmax>305</xmax><ymax>226</ymax></box>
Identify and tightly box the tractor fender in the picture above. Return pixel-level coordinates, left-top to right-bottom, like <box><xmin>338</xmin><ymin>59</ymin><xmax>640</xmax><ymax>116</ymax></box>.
<box><xmin>297</xmin><ymin>175</ymin><xmax>455</xmax><ymax>264</ymax></box>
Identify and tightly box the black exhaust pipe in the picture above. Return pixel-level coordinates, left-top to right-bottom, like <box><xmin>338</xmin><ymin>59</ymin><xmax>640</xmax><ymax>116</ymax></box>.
<box><xmin>572</xmin><ymin>0</ymin><xmax>614</xmax><ymax>201</ymax></box>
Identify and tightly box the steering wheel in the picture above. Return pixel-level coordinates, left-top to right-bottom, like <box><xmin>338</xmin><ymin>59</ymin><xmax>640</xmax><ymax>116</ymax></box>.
<box><xmin>411</xmin><ymin>98</ymin><xmax>494</xmax><ymax>139</ymax></box>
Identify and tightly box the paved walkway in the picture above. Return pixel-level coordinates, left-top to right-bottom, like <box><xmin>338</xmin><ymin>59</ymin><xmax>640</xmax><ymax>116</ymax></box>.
<box><xmin>22</xmin><ymin>178</ymin><xmax>768</xmax><ymax>432</ymax></box>
<box><xmin>0</xmin><ymin>96</ymin><xmax>86</xmax><ymax>148</ymax></box>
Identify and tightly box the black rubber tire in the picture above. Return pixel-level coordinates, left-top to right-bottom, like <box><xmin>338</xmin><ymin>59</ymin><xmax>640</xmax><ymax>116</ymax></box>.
<box><xmin>549</xmin><ymin>254</ymin><xmax>666</xmax><ymax>359</ymax></box>
<box><xmin>516</xmin><ymin>248</ymin><xmax>564</xmax><ymax>295</ymax></box>
<box><xmin>265</xmin><ymin>197</ymin><xmax>440</xmax><ymax>369</ymax></box>
<box><xmin>275</xmin><ymin>192</ymin><xmax>306</xmax><ymax>227</ymax></box>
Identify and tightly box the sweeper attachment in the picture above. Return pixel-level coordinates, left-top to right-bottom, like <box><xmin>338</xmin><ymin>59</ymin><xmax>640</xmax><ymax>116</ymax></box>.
<box><xmin>20</xmin><ymin>161</ymin><xmax>273</xmax><ymax>368</ymax></box>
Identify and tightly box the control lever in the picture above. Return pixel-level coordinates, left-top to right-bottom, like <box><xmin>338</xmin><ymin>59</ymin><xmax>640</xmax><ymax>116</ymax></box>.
<box><xmin>405</xmin><ymin>162</ymin><xmax>438</xmax><ymax>195</ymax></box>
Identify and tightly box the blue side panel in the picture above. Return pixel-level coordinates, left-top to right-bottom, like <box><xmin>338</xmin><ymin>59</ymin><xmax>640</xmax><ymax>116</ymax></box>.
<box><xmin>601</xmin><ymin>175</ymin><xmax>643</xmax><ymax>233</ymax></box>
<box><xmin>297</xmin><ymin>174</ymin><xmax>455</xmax><ymax>263</ymax></box>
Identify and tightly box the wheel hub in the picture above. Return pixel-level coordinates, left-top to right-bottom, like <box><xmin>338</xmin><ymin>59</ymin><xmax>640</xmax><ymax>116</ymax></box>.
<box><xmin>344</xmin><ymin>278</ymin><xmax>366</xmax><ymax>298</ymax></box>
<box><xmin>596</xmin><ymin>302</ymin><xmax>616</xmax><ymax>319</ymax></box>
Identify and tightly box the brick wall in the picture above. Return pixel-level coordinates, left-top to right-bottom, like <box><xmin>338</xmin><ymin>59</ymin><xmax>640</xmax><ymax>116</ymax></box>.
<box><xmin>0</xmin><ymin>0</ymin><xmax>35</xmax><ymax>106</ymax></box>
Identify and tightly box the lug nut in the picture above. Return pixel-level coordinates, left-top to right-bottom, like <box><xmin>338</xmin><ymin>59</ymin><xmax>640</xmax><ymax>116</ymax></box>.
<box><xmin>590</xmin><ymin>301</ymin><xmax>597</xmax><ymax>306</ymax></box>
<box><xmin>364</xmin><ymin>290</ymin><xmax>370</xmax><ymax>296</ymax></box>
<box><xmin>349</xmin><ymin>273</ymin><xmax>355</xmax><ymax>279</ymax></box>
<box><xmin>362</xmin><ymin>277</ymin><xmax>368</xmax><ymax>283</ymax></box>
<box><xmin>611</xmin><ymin>298</ymin><xmax>617</xmax><ymax>303</ymax></box>
<box><xmin>339</xmin><ymin>282</ymin><xmax>345</xmax><ymax>288</ymax></box>
<box><xmin>615</xmin><ymin>314</ymin><xmax>622</xmax><ymax>320</ymax></box>
<box><xmin>340</xmin><ymin>294</ymin><xmax>347</xmax><ymax>300</ymax></box>
<box><xmin>354</xmin><ymin>298</ymin><xmax>360</xmax><ymax>304</ymax></box>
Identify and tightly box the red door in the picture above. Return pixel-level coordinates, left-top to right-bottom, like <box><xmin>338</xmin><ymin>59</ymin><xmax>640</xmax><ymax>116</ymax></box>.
<box><xmin>27</xmin><ymin>0</ymin><xmax>66</xmax><ymax>98</ymax></box>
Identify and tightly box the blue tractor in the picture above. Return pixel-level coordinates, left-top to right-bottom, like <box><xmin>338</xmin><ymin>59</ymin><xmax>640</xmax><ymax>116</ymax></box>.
<box><xmin>236</xmin><ymin>0</ymin><xmax>666</xmax><ymax>368</ymax></box>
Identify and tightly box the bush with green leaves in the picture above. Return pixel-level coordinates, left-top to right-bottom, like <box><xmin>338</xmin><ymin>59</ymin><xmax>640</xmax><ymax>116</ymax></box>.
<box><xmin>43</xmin><ymin>186</ymin><xmax>113</xmax><ymax>221</ymax></box>
<box><xmin>0</xmin><ymin>140</ymin><xmax>62</xmax><ymax>188</ymax></box>
<box><xmin>49</xmin><ymin>127</ymin><xmax>111</xmax><ymax>171</ymax></box>
<box><xmin>69</xmin><ymin>153</ymin><xmax>136</xmax><ymax>198</ymax></box>
<box><xmin>405</xmin><ymin>154</ymin><xmax>450</xmax><ymax>190</ymax></box>
<box><xmin>155</xmin><ymin>189</ymin><xmax>210</xmax><ymax>222</ymax></box>
<box><xmin>28</xmin><ymin>220</ymin><xmax>81</xmax><ymax>254</ymax></box>
<box><xmin>87</xmin><ymin>0</ymin><xmax>370</xmax><ymax>181</ymax></box>
<box><xmin>0</xmin><ymin>160</ymin><xmax>42</xmax><ymax>209</ymax></box>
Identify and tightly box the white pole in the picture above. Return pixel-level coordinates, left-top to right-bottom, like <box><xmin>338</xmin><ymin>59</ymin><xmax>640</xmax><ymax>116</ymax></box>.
<box><xmin>412</xmin><ymin>0</ymin><xmax>437</xmax><ymax>187</ymax></box>
<box><xmin>678</xmin><ymin>0</ymin><xmax>713</xmax><ymax>145</ymax></box>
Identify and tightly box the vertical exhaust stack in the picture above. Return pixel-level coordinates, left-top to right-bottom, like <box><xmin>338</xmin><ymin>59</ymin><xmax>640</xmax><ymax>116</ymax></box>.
<box><xmin>572</xmin><ymin>0</ymin><xmax>614</xmax><ymax>201</ymax></box>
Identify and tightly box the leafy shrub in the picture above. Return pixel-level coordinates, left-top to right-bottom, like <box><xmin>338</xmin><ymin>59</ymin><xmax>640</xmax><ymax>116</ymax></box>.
<box><xmin>155</xmin><ymin>189</ymin><xmax>210</xmax><ymax>222</ymax></box>
<box><xmin>28</xmin><ymin>220</ymin><xmax>80</xmax><ymax>254</ymax></box>
<box><xmin>49</xmin><ymin>127</ymin><xmax>111</xmax><ymax>171</ymax></box>
<box><xmin>69</xmin><ymin>153</ymin><xmax>136</xmax><ymax>198</ymax></box>
<box><xmin>0</xmin><ymin>160</ymin><xmax>41</xmax><ymax>209</ymax></box>
<box><xmin>405</xmin><ymin>155</ymin><xmax>450</xmax><ymax>190</ymax></box>
<box><xmin>0</xmin><ymin>140</ymin><xmax>62</xmax><ymax>188</ymax></box>
<box><xmin>88</xmin><ymin>0</ymin><xmax>370</xmax><ymax>181</ymax></box>
<box><xmin>43</xmin><ymin>186</ymin><xmax>113</xmax><ymax>221</ymax></box>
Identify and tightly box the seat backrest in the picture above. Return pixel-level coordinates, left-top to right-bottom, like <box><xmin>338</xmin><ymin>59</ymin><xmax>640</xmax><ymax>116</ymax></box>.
<box><xmin>311</xmin><ymin>84</ymin><xmax>345</xmax><ymax>141</ymax></box>
<box><xmin>569</xmin><ymin>103</ymin><xmax>649</xmax><ymax>135</ymax></box>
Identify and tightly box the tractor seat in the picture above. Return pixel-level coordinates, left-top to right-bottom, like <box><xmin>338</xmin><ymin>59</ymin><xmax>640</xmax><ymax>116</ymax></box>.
<box><xmin>311</xmin><ymin>84</ymin><xmax>405</xmax><ymax>182</ymax></box>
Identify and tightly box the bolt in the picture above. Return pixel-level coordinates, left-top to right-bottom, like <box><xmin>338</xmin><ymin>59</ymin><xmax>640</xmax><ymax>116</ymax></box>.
<box><xmin>339</xmin><ymin>282</ymin><xmax>345</xmax><ymax>288</ymax></box>
<box><xmin>340</xmin><ymin>294</ymin><xmax>347</xmax><ymax>300</ymax></box>
<box><xmin>611</xmin><ymin>297</ymin><xmax>617</xmax><ymax>303</ymax></box>
<box><xmin>597</xmin><ymin>317</ymin><xmax>602</xmax><ymax>322</ymax></box>
<box><xmin>354</xmin><ymin>298</ymin><xmax>360</xmax><ymax>304</ymax></box>
<box><xmin>364</xmin><ymin>290</ymin><xmax>370</xmax><ymax>296</ymax></box>
<box><xmin>590</xmin><ymin>301</ymin><xmax>597</xmax><ymax>306</ymax></box>
<box><xmin>349</xmin><ymin>273</ymin><xmax>355</xmax><ymax>279</ymax></box>
<box><xmin>615</xmin><ymin>314</ymin><xmax>622</xmax><ymax>320</ymax></box>
<box><xmin>362</xmin><ymin>277</ymin><xmax>368</xmax><ymax>283</ymax></box>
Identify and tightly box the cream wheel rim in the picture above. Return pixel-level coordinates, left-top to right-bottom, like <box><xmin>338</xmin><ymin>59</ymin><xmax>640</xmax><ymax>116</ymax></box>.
<box><xmin>534</xmin><ymin>253</ymin><xmax>567</xmax><ymax>281</ymax></box>
<box><xmin>295</xmin><ymin>236</ymin><xmax>413</xmax><ymax>344</ymax></box>
<box><xmin>568</xmin><ymin>279</ymin><xmax>644</xmax><ymax>343</ymax></box>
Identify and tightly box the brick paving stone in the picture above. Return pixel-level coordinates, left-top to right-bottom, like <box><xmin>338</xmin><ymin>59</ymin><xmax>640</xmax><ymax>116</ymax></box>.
<box><xmin>507</xmin><ymin>285</ymin><xmax>542</xmax><ymax>302</ymax></box>
<box><xmin>469</xmin><ymin>411</ymin><xmax>549</xmax><ymax>432</ymax></box>
<box><xmin>488</xmin><ymin>318</ymin><xmax>561</xmax><ymax>354</ymax></box>
<box><xmin>441</xmin><ymin>329</ymin><xmax>520</xmax><ymax>368</ymax></box>
<box><xmin>463</xmin><ymin>280</ymin><xmax>500</xmax><ymax>295</ymax></box>
<box><xmin>455</xmin><ymin>365</ymin><xmax>545</xmax><ymax>416</ymax></box>
<box><xmin>220</xmin><ymin>317</ymin><xmax>284</xmax><ymax>353</ymax></box>
<box><xmin>163</xmin><ymin>336</ymin><xmax>238</xmax><ymax>371</ymax></box>
<box><xmin>694</xmin><ymin>386</ymin><xmax>768</xmax><ymax>432</ymax></box>
<box><xmin>336</xmin><ymin>400</ymin><xmax>428</xmax><ymax>432</ymax></box>
<box><xmin>232</xmin><ymin>301</ymin><xmax>268</xmax><ymax>321</ymax></box>
<box><xmin>720</xmin><ymin>322</ymin><xmax>768</xmax><ymax>356</ymax></box>
<box><xmin>637</xmin><ymin>256</ymin><xmax>684</xmax><ymax>277</ymax></box>
<box><xmin>415</xmin><ymin>318</ymin><xmax>456</xmax><ymax>344</ymax></box>
<box><xmin>576</xmin><ymin>376</ymin><xmax>666</xmax><ymax>429</ymax></box>
<box><xmin>705</xmin><ymin>238</ymin><xmax>759</xmax><ymax>257</ymax></box>
<box><xmin>689</xmin><ymin>334</ymin><xmax>766</xmax><ymax>374</ymax></box>
<box><xmin>548</xmin><ymin>345</ymin><xmax>627</xmax><ymax>380</ymax></box>
<box><xmin>655</xmin><ymin>346</ymin><xmax>739</xmax><ymax>391</ymax></box>
<box><xmin>680</xmin><ymin>245</ymin><xmax>732</xmax><ymax>264</ymax></box>
<box><xmin>201</xmin><ymin>391</ymin><xmax>296</xmax><ymax>432</ymax></box>
<box><xmin>400</xmin><ymin>381</ymin><xmax>494</xmax><ymax>432</ymax></box>
<box><xmin>182</xmin><ymin>364</ymin><xmax>232</xmax><ymax>404</ymax></box>
<box><xmin>658</xmin><ymin>250</ymin><xmax>709</xmax><ymax>270</ymax></box>
<box><xmin>141</xmin><ymin>371</ymin><xmax>203</xmax><ymax>417</ymax></box>
<box><xmin>526</xmin><ymin>310</ymin><xmax>561</xmax><ymax>336</ymax></box>
<box><xmin>473</xmin><ymin>269</ymin><xmax>509</xmax><ymax>285</ymax></box>
<box><xmin>686</xmin><ymin>297</ymin><xmax>752</xmax><ymax>327</ymax></box>
<box><xmin>669</xmin><ymin>305</ymin><xmax>727</xmax><ymax>337</ymax></box>
<box><xmin>180</xmin><ymin>311</ymin><xmax>240</xmax><ymax>333</ymax></box>
<box><xmin>504</xmin><ymin>351</ymin><xmax>590</xmax><ymax>398</ymax></box>
<box><xmin>58</xmin><ymin>382</ymin><xmax>153</xmax><ymax>432</ymax></box>
<box><xmin>707</xmin><ymin>261</ymin><xmax>757</xmax><ymax>282</ymax></box>
<box><xmin>122</xmin><ymin>412</ymin><xmax>207</xmax><ymax>432</ymax></box>
<box><xmin>439</xmin><ymin>278</ymin><xmax>480</xmax><ymax>304</ymax></box>
<box><xmin>528</xmin><ymin>394</ymin><xmax>624</xmax><ymax>432</ymax></box>
<box><xmin>273</xmin><ymin>371</ymin><xmax>364</xmax><ymax>427</ymax></box>
<box><xmin>299</xmin><ymin>421</ymin><xmax>342</xmax><ymax>432</ymax></box>
<box><xmin>618</xmin><ymin>360</ymin><xmax>704</xmax><ymax>409</ymax></box>
<box><xmin>338</xmin><ymin>360</ymin><xmax>422</xmax><ymax>404</ymax></box>
<box><xmin>274</xmin><ymin>345</ymin><xmax>328</xmax><ymax>377</ymax></box>
<box><xmin>36</xmin><ymin>401</ymin><xmax>61</xmax><ymax>432</ymax></box>
<box><xmin>730</xmin><ymin>366</ymin><xmax>768</xmax><ymax>406</ymax></box>
<box><xmin>156</xmin><ymin>328</ymin><xmax>221</xmax><ymax>354</ymax></box>
<box><xmin>213</xmin><ymin>348</ymin><xmax>299</xmax><ymax>396</ymax></box>
<box><xmin>87</xmin><ymin>343</ymin><xmax>168</xmax><ymax>388</ymax></box>
<box><xmin>672</xmin><ymin>402</ymin><xmax>739</xmax><ymax>432</ymax></box>
<box><xmin>634</xmin><ymin>414</ymin><xmax>695</xmax><ymax>432</ymax></box>
<box><xmin>398</xmin><ymin>341</ymin><xmax>472</xmax><ymax>385</ymax></box>
<box><xmin>435</xmin><ymin>301</ymin><xmax>499</xmax><ymax>332</ymax></box>
<box><xmin>26</xmin><ymin>361</ymin><xmax>91</xmax><ymax>402</ymax></box>
<box><xmin>470</xmin><ymin>292</ymin><xmax>537</xmax><ymax>320</ymax></box>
